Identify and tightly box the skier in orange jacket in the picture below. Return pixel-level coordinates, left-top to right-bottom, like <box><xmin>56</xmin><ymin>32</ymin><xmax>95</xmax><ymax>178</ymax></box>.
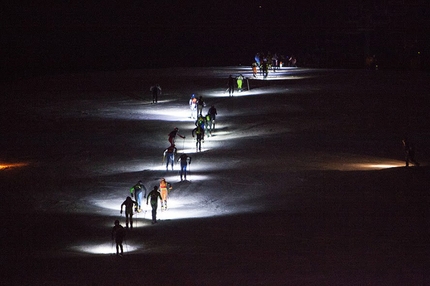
<box><xmin>159</xmin><ymin>178</ymin><xmax>172</xmax><ymax>210</ymax></box>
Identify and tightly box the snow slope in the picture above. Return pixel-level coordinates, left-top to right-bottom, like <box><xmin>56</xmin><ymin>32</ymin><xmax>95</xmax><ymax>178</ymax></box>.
<box><xmin>1</xmin><ymin>67</ymin><xmax>429</xmax><ymax>285</ymax></box>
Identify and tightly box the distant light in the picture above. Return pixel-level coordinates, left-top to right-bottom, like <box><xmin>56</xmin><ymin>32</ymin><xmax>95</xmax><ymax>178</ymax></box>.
<box><xmin>0</xmin><ymin>162</ymin><xmax>29</xmax><ymax>170</ymax></box>
<box><xmin>418</xmin><ymin>51</ymin><xmax>421</xmax><ymax>55</ymax></box>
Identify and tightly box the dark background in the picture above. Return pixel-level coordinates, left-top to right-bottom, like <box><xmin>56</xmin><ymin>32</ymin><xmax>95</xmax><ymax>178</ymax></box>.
<box><xmin>2</xmin><ymin>1</ymin><xmax>430</xmax><ymax>80</ymax></box>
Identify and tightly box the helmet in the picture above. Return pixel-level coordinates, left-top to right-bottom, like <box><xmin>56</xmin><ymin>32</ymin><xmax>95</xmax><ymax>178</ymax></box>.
<box><xmin>191</xmin><ymin>94</ymin><xmax>195</xmax><ymax>98</ymax></box>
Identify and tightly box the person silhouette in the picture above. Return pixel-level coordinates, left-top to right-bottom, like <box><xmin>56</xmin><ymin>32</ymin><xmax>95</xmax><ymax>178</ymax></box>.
<box><xmin>111</xmin><ymin>220</ymin><xmax>125</xmax><ymax>256</ymax></box>
<box><xmin>147</xmin><ymin>186</ymin><xmax>162</xmax><ymax>224</ymax></box>
<box><xmin>120</xmin><ymin>196</ymin><xmax>137</xmax><ymax>229</ymax></box>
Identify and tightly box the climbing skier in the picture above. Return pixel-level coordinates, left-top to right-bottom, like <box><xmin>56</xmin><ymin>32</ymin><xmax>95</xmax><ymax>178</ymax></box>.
<box><xmin>208</xmin><ymin>105</ymin><xmax>217</xmax><ymax>131</ymax></box>
<box><xmin>192</xmin><ymin>124</ymin><xmax>204</xmax><ymax>152</ymax></box>
<box><xmin>130</xmin><ymin>180</ymin><xmax>147</xmax><ymax>212</ymax></box>
<box><xmin>111</xmin><ymin>220</ymin><xmax>125</xmax><ymax>256</ymax></box>
<box><xmin>178</xmin><ymin>153</ymin><xmax>192</xmax><ymax>181</ymax></box>
<box><xmin>189</xmin><ymin>94</ymin><xmax>198</xmax><ymax>118</ymax></box>
<box><xmin>205</xmin><ymin>113</ymin><xmax>213</xmax><ymax>136</ymax></box>
<box><xmin>150</xmin><ymin>84</ymin><xmax>161</xmax><ymax>103</ymax></box>
<box><xmin>197</xmin><ymin>96</ymin><xmax>205</xmax><ymax>116</ymax></box>
<box><xmin>237</xmin><ymin>74</ymin><xmax>244</xmax><ymax>92</ymax></box>
<box><xmin>402</xmin><ymin>137</ymin><xmax>420</xmax><ymax>167</ymax></box>
<box><xmin>163</xmin><ymin>144</ymin><xmax>177</xmax><ymax>171</ymax></box>
<box><xmin>168</xmin><ymin>127</ymin><xmax>185</xmax><ymax>146</ymax></box>
<box><xmin>120</xmin><ymin>196</ymin><xmax>137</xmax><ymax>229</ymax></box>
<box><xmin>159</xmin><ymin>178</ymin><xmax>172</xmax><ymax>211</ymax></box>
<box><xmin>146</xmin><ymin>186</ymin><xmax>162</xmax><ymax>224</ymax></box>
<box><xmin>227</xmin><ymin>75</ymin><xmax>235</xmax><ymax>97</ymax></box>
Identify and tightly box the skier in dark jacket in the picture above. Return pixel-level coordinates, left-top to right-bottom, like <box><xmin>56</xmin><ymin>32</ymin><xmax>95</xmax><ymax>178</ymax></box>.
<box><xmin>197</xmin><ymin>96</ymin><xmax>205</xmax><ymax>116</ymax></box>
<box><xmin>146</xmin><ymin>186</ymin><xmax>162</xmax><ymax>224</ymax></box>
<box><xmin>130</xmin><ymin>180</ymin><xmax>147</xmax><ymax>212</ymax></box>
<box><xmin>120</xmin><ymin>196</ymin><xmax>137</xmax><ymax>229</ymax></box>
<box><xmin>168</xmin><ymin>127</ymin><xmax>185</xmax><ymax>145</ymax></box>
<box><xmin>208</xmin><ymin>105</ymin><xmax>217</xmax><ymax>131</ymax></box>
<box><xmin>111</xmin><ymin>220</ymin><xmax>125</xmax><ymax>255</ymax></box>
<box><xmin>178</xmin><ymin>153</ymin><xmax>192</xmax><ymax>181</ymax></box>
<box><xmin>163</xmin><ymin>144</ymin><xmax>177</xmax><ymax>171</ymax></box>
<box><xmin>150</xmin><ymin>84</ymin><xmax>161</xmax><ymax>103</ymax></box>
<box><xmin>192</xmin><ymin>125</ymin><xmax>204</xmax><ymax>152</ymax></box>
<box><xmin>402</xmin><ymin>137</ymin><xmax>420</xmax><ymax>167</ymax></box>
<box><xmin>228</xmin><ymin>75</ymin><xmax>235</xmax><ymax>97</ymax></box>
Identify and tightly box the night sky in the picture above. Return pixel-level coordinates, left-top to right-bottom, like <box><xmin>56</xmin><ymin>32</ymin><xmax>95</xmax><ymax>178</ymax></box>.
<box><xmin>2</xmin><ymin>1</ymin><xmax>429</xmax><ymax>79</ymax></box>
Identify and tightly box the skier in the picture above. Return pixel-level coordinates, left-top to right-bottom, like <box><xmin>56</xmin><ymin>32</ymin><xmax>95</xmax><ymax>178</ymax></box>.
<box><xmin>195</xmin><ymin>114</ymin><xmax>206</xmax><ymax>130</ymax></box>
<box><xmin>205</xmin><ymin>113</ymin><xmax>213</xmax><ymax>136</ymax></box>
<box><xmin>197</xmin><ymin>96</ymin><xmax>205</xmax><ymax>116</ymax></box>
<box><xmin>254</xmin><ymin>53</ymin><xmax>261</xmax><ymax>66</ymax></box>
<box><xmin>402</xmin><ymin>138</ymin><xmax>420</xmax><ymax>167</ymax></box>
<box><xmin>208</xmin><ymin>105</ymin><xmax>217</xmax><ymax>131</ymax></box>
<box><xmin>262</xmin><ymin>61</ymin><xmax>269</xmax><ymax>78</ymax></box>
<box><xmin>159</xmin><ymin>178</ymin><xmax>172</xmax><ymax>211</ymax></box>
<box><xmin>168</xmin><ymin>127</ymin><xmax>185</xmax><ymax>145</ymax></box>
<box><xmin>252</xmin><ymin>62</ymin><xmax>258</xmax><ymax>77</ymax></box>
<box><xmin>163</xmin><ymin>144</ymin><xmax>177</xmax><ymax>171</ymax></box>
<box><xmin>227</xmin><ymin>75</ymin><xmax>235</xmax><ymax>97</ymax></box>
<box><xmin>237</xmin><ymin>74</ymin><xmax>244</xmax><ymax>92</ymax></box>
<box><xmin>189</xmin><ymin>94</ymin><xmax>198</xmax><ymax>118</ymax></box>
<box><xmin>120</xmin><ymin>196</ymin><xmax>137</xmax><ymax>229</ymax></box>
<box><xmin>146</xmin><ymin>186</ymin><xmax>162</xmax><ymax>224</ymax></box>
<box><xmin>150</xmin><ymin>84</ymin><xmax>162</xmax><ymax>103</ymax></box>
<box><xmin>130</xmin><ymin>180</ymin><xmax>147</xmax><ymax>212</ymax></box>
<box><xmin>272</xmin><ymin>53</ymin><xmax>279</xmax><ymax>71</ymax></box>
<box><xmin>192</xmin><ymin>124</ymin><xmax>204</xmax><ymax>152</ymax></box>
<box><xmin>177</xmin><ymin>153</ymin><xmax>192</xmax><ymax>181</ymax></box>
<box><xmin>111</xmin><ymin>220</ymin><xmax>125</xmax><ymax>256</ymax></box>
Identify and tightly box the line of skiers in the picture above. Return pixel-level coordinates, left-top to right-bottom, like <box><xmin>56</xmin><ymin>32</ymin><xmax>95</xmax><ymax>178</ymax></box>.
<box><xmin>227</xmin><ymin>74</ymin><xmax>248</xmax><ymax>96</ymax></box>
<box><xmin>117</xmin><ymin>176</ymin><xmax>174</xmax><ymax>230</ymax></box>
<box><xmin>112</xmin><ymin>93</ymin><xmax>218</xmax><ymax>254</ymax></box>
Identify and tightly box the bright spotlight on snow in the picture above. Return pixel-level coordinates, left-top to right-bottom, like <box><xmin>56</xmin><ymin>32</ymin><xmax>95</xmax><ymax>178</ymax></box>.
<box><xmin>136</xmin><ymin>107</ymin><xmax>194</xmax><ymax>122</ymax></box>
<box><xmin>365</xmin><ymin>163</ymin><xmax>404</xmax><ymax>169</ymax></box>
<box><xmin>71</xmin><ymin>243</ymin><xmax>139</xmax><ymax>254</ymax></box>
<box><xmin>144</xmin><ymin>196</ymin><xmax>220</xmax><ymax>220</ymax></box>
<box><xmin>348</xmin><ymin>160</ymin><xmax>404</xmax><ymax>170</ymax></box>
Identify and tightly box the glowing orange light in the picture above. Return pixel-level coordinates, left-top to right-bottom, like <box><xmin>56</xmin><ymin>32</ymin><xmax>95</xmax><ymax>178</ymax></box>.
<box><xmin>0</xmin><ymin>162</ymin><xmax>29</xmax><ymax>170</ymax></box>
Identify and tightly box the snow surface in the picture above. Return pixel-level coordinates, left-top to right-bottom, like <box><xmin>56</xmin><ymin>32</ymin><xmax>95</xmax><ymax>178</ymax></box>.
<box><xmin>1</xmin><ymin>67</ymin><xmax>430</xmax><ymax>285</ymax></box>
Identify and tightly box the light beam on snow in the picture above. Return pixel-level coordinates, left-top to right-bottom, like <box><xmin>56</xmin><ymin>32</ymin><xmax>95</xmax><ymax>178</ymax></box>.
<box><xmin>141</xmin><ymin>196</ymin><xmax>221</xmax><ymax>220</ymax></box>
<box><xmin>136</xmin><ymin>107</ymin><xmax>194</xmax><ymax>122</ymax></box>
<box><xmin>0</xmin><ymin>162</ymin><xmax>29</xmax><ymax>170</ymax></box>
<box><xmin>71</xmin><ymin>243</ymin><xmax>139</xmax><ymax>254</ymax></box>
<box><xmin>92</xmin><ymin>184</ymin><xmax>226</xmax><ymax>221</ymax></box>
<box><xmin>339</xmin><ymin>160</ymin><xmax>405</xmax><ymax>170</ymax></box>
<box><xmin>357</xmin><ymin>163</ymin><xmax>405</xmax><ymax>169</ymax></box>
